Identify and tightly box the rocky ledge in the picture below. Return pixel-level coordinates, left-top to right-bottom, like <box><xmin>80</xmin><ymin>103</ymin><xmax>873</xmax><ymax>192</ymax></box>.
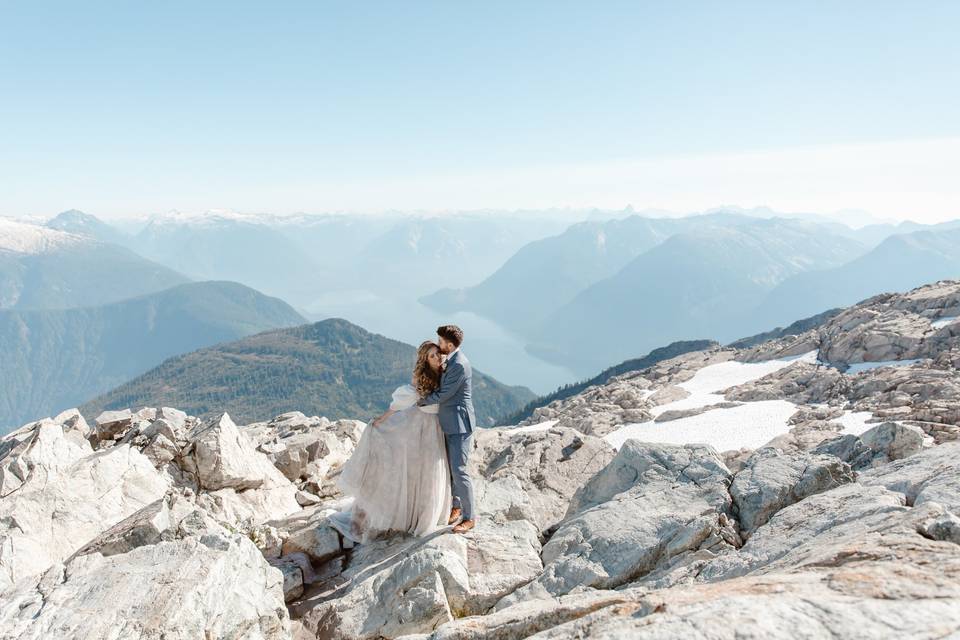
<box><xmin>2</xmin><ymin>403</ymin><xmax>958</xmax><ymax>639</ymax></box>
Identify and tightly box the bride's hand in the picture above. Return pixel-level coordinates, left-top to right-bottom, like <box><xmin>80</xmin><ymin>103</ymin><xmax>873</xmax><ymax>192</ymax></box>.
<box><xmin>371</xmin><ymin>409</ymin><xmax>394</xmax><ymax>428</ymax></box>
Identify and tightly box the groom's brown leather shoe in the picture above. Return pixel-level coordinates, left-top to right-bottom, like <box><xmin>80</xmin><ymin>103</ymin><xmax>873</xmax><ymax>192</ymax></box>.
<box><xmin>452</xmin><ymin>519</ymin><xmax>475</xmax><ymax>534</ymax></box>
<box><xmin>447</xmin><ymin>507</ymin><xmax>462</xmax><ymax>525</ymax></box>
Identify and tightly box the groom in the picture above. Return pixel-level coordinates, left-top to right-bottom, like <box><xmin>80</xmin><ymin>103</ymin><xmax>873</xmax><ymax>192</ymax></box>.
<box><xmin>418</xmin><ymin>325</ymin><xmax>476</xmax><ymax>534</ymax></box>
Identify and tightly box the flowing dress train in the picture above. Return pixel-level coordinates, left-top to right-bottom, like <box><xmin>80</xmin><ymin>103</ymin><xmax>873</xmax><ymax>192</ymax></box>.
<box><xmin>328</xmin><ymin>385</ymin><xmax>452</xmax><ymax>543</ymax></box>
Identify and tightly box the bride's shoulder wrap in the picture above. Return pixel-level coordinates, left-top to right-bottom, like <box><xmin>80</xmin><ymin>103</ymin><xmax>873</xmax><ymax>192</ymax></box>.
<box><xmin>389</xmin><ymin>384</ymin><xmax>418</xmax><ymax>410</ymax></box>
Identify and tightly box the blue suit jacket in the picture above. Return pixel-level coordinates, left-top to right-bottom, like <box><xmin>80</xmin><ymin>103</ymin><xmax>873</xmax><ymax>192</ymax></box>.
<box><xmin>419</xmin><ymin>350</ymin><xmax>476</xmax><ymax>434</ymax></box>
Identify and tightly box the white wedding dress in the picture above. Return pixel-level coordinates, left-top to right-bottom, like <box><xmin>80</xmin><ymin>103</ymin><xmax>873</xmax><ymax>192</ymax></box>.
<box><xmin>329</xmin><ymin>385</ymin><xmax>452</xmax><ymax>543</ymax></box>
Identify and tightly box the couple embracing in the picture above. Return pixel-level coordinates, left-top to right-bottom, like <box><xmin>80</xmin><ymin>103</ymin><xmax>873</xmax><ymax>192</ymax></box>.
<box><xmin>329</xmin><ymin>325</ymin><xmax>476</xmax><ymax>543</ymax></box>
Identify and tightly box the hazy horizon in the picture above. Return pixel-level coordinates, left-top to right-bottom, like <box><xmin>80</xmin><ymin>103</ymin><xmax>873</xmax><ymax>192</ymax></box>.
<box><xmin>2</xmin><ymin>3</ymin><xmax>958</xmax><ymax>223</ymax></box>
<box><xmin>1</xmin><ymin>202</ymin><xmax>946</xmax><ymax>229</ymax></box>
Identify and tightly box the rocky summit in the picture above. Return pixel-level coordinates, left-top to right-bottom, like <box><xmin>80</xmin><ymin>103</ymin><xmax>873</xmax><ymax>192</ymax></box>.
<box><xmin>2</xmin><ymin>281</ymin><xmax>960</xmax><ymax>639</ymax></box>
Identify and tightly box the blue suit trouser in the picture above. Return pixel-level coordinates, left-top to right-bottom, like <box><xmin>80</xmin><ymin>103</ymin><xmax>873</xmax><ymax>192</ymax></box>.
<box><xmin>444</xmin><ymin>432</ymin><xmax>475</xmax><ymax>520</ymax></box>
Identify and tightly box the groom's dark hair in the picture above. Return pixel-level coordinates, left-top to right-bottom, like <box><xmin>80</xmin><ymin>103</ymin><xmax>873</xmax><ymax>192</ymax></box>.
<box><xmin>437</xmin><ymin>325</ymin><xmax>463</xmax><ymax>347</ymax></box>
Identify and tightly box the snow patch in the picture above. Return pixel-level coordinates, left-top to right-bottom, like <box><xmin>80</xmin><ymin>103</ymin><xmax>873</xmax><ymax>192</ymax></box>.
<box><xmin>603</xmin><ymin>352</ymin><xmax>817</xmax><ymax>452</ymax></box>
<box><xmin>512</xmin><ymin>420</ymin><xmax>558</xmax><ymax>433</ymax></box>
<box><xmin>834</xmin><ymin>410</ymin><xmax>878</xmax><ymax>436</ymax></box>
<box><xmin>650</xmin><ymin>351</ymin><xmax>817</xmax><ymax>418</ymax></box>
<box><xmin>606</xmin><ymin>400</ymin><xmax>797</xmax><ymax>452</ymax></box>
<box><xmin>931</xmin><ymin>316</ymin><xmax>958</xmax><ymax>329</ymax></box>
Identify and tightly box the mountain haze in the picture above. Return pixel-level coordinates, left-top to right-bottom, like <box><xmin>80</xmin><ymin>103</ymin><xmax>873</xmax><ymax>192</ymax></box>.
<box><xmin>132</xmin><ymin>211</ymin><xmax>575</xmax><ymax>311</ymax></box>
<box><xmin>421</xmin><ymin>216</ymin><xmax>689</xmax><ymax>332</ymax></box>
<box><xmin>134</xmin><ymin>213</ymin><xmax>324</xmax><ymax>305</ymax></box>
<box><xmin>0</xmin><ymin>217</ymin><xmax>189</xmax><ymax>310</ymax></box>
<box><xmin>755</xmin><ymin>227</ymin><xmax>960</xmax><ymax>328</ymax></box>
<box><xmin>353</xmin><ymin>214</ymin><xmax>573</xmax><ymax>298</ymax></box>
<box><xmin>422</xmin><ymin>214</ymin><xmax>873</xmax><ymax>346</ymax></box>
<box><xmin>531</xmin><ymin>220</ymin><xmax>864</xmax><ymax>373</ymax></box>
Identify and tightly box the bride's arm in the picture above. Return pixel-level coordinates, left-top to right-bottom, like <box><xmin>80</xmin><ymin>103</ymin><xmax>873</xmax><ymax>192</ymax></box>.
<box><xmin>373</xmin><ymin>384</ymin><xmax>417</xmax><ymax>425</ymax></box>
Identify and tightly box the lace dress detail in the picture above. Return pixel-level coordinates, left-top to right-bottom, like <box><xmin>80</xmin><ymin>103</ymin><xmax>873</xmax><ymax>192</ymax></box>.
<box><xmin>329</xmin><ymin>385</ymin><xmax>451</xmax><ymax>543</ymax></box>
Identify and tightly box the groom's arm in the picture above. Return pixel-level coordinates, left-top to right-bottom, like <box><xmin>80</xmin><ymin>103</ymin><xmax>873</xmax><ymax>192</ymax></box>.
<box><xmin>418</xmin><ymin>362</ymin><xmax>466</xmax><ymax>406</ymax></box>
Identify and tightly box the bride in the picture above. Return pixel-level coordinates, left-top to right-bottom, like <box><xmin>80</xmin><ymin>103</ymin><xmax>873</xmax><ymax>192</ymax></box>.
<box><xmin>328</xmin><ymin>341</ymin><xmax>453</xmax><ymax>543</ymax></box>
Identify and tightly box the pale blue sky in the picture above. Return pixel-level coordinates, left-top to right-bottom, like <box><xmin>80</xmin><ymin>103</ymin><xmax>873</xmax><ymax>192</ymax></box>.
<box><xmin>1</xmin><ymin>1</ymin><xmax>958</xmax><ymax>220</ymax></box>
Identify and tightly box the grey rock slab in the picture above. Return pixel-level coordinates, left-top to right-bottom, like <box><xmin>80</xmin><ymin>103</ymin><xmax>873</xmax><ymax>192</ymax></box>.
<box><xmin>0</xmin><ymin>532</ymin><xmax>290</xmax><ymax>640</ymax></box>
<box><xmin>410</xmin><ymin>517</ymin><xmax>960</xmax><ymax>640</ymax></box>
<box><xmin>296</xmin><ymin>520</ymin><xmax>542</xmax><ymax>640</ymax></box>
<box><xmin>697</xmin><ymin>483</ymin><xmax>910</xmax><ymax>583</ymax></box>
<box><xmin>94</xmin><ymin>408</ymin><xmax>134</xmax><ymax>440</ymax></box>
<box><xmin>730</xmin><ymin>447</ymin><xmax>855</xmax><ymax>536</ymax></box>
<box><xmin>858</xmin><ymin>421</ymin><xmax>929</xmax><ymax>463</ymax></box>
<box><xmin>281</xmin><ymin>518</ymin><xmax>343</xmax><ymax>567</ymax></box>
<box><xmin>185</xmin><ymin>412</ymin><xmax>267</xmax><ymax>491</ymax></box>
<box><xmin>524</xmin><ymin>564</ymin><xmax>960</xmax><ymax>640</ymax></box>
<box><xmin>496</xmin><ymin>442</ymin><xmax>735</xmax><ymax>608</ymax></box>
<box><xmin>859</xmin><ymin>441</ymin><xmax>960</xmax><ymax>513</ymax></box>
<box><xmin>0</xmin><ymin>432</ymin><xmax>169</xmax><ymax>591</ymax></box>
<box><xmin>919</xmin><ymin>509</ymin><xmax>960</xmax><ymax>545</ymax></box>
<box><xmin>472</xmin><ymin>426</ymin><xmax>615</xmax><ymax>532</ymax></box>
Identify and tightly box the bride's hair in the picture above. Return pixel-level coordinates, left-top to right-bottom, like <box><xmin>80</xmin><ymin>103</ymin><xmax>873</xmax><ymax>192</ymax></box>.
<box><xmin>413</xmin><ymin>341</ymin><xmax>442</xmax><ymax>398</ymax></box>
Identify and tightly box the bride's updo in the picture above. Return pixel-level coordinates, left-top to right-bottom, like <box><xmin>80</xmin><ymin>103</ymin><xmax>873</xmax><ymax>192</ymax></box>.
<box><xmin>413</xmin><ymin>341</ymin><xmax>442</xmax><ymax>398</ymax></box>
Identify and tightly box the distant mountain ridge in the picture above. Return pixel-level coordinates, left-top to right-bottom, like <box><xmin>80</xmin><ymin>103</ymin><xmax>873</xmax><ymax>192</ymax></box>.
<box><xmin>130</xmin><ymin>210</ymin><xmax>575</xmax><ymax>308</ymax></box>
<box><xmin>1</xmin><ymin>216</ymin><xmax>86</xmax><ymax>254</ymax></box>
<box><xmin>134</xmin><ymin>214</ymin><xmax>324</xmax><ymax>305</ymax></box>
<box><xmin>529</xmin><ymin>218</ymin><xmax>865</xmax><ymax>373</ymax></box>
<box><xmin>421</xmin><ymin>215</ymin><xmax>691</xmax><ymax>332</ymax></box>
<box><xmin>0</xmin><ymin>217</ymin><xmax>189</xmax><ymax>311</ymax></box>
<box><xmin>727</xmin><ymin>307</ymin><xmax>843</xmax><ymax>349</ymax></box>
<box><xmin>420</xmin><ymin>211</ymin><xmax>960</xmax><ymax>378</ymax></box>
<box><xmin>45</xmin><ymin>209</ymin><xmax>129</xmax><ymax>245</ymax></box>
<box><xmin>81</xmin><ymin>318</ymin><xmax>536</xmax><ymax>427</ymax></box>
<box><xmin>754</xmin><ymin>228</ymin><xmax>960</xmax><ymax>329</ymax></box>
<box><xmin>422</xmin><ymin>213</ymin><xmax>835</xmax><ymax>333</ymax></box>
<box><xmin>0</xmin><ymin>281</ymin><xmax>305</xmax><ymax>432</ymax></box>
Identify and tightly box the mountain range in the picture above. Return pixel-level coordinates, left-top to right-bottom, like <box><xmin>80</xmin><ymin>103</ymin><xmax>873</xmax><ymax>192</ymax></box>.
<box><xmin>754</xmin><ymin>228</ymin><xmax>960</xmax><ymax>328</ymax></box>
<box><xmin>421</xmin><ymin>215</ymin><xmax>690</xmax><ymax>332</ymax></box>
<box><xmin>7</xmin><ymin>207</ymin><xmax>960</xmax><ymax>401</ymax></box>
<box><xmin>424</xmin><ymin>212</ymin><xmax>960</xmax><ymax>375</ymax></box>
<box><xmin>421</xmin><ymin>212</ymin><xmax>870</xmax><ymax>337</ymax></box>
<box><xmin>527</xmin><ymin>218</ymin><xmax>865</xmax><ymax>372</ymax></box>
<box><xmin>0</xmin><ymin>217</ymin><xmax>188</xmax><ymax>310</ymax></box>
<box><xmin>133</xmin><ymin>213</ymin><xmax>325</xmax><ymax>306</ymax></box>
<box><xmin>131</xmin><ymin>210</ymin><xmax>577</xmax><ymax>311</ymax></box>
<box><xmin>45</xmin><ymin>209</ymin><xmax>130</xmax><ymax>245</ymax></box>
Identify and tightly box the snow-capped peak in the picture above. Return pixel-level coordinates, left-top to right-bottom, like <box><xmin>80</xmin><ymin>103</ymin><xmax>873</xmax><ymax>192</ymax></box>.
<box><xmin>0</xmin><ymin>217</ymin><xmax>87</xmax><ymax>254</ymax></box>
<box><xmin>144</xmin><ymin>209</ymin><xmax>282</xmax><ymax>228</ymax></box>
